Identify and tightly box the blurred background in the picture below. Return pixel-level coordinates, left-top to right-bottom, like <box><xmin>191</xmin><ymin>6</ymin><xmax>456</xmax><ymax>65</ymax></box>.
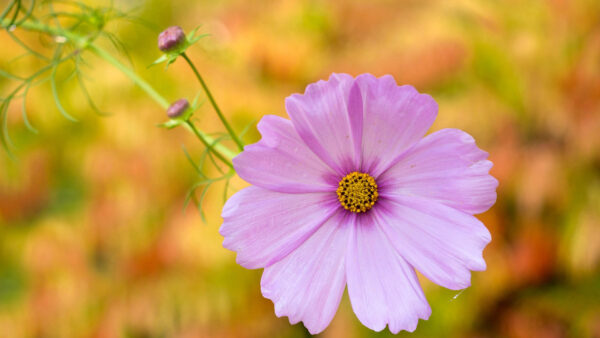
<box><xmin>1</xmin><ymin>0</ymin><xmax>600</xmax><ymax>337</ymax></box>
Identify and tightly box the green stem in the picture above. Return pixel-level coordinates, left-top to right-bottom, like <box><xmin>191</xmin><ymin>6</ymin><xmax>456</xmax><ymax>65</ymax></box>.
<box><xmin>88</xmin><ymin>44</ymin><xmax>170</xmax><ymax>109</ymax></box>
<box><xmin>1</xmin><ymin>1</ymin><xmax>15</xmax><ymax>22</ymax></box>
<box><xmin>181</xmin><ymin>53</ymin><xmax>245</xmax><ymax>151</ymax></box>
<box><xmin>185</xmin><ymin>120</ymin><xmax>233</xmax><ymax>169</ymax></box>
<box><xmin>90</xmin><ymin>45</ymin><xmax>236</xmax><ymax>160</ymax></box>
<box><xmin>1</xmin><ymin>18</ymin><xmax>237</xmax><ymax>161</ymax></box>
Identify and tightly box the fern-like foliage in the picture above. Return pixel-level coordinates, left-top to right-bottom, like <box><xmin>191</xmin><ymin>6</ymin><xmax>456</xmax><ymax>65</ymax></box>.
<box><xmin>1</xmin><ymin>0</ymin><xmax>242</xmax><ymax>218</ymax></box>
<box><xmin>0</xmin><ymin>0</ymin><xmax>139</xmax><ymax>157</ymax></box>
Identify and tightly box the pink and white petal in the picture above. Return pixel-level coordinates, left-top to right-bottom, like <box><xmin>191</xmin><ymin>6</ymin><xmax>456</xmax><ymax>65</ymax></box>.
<box><xmin>285</xmin><ymin>73</ymin><xmax>363</xmax><ymax>174</ymax></box>
<box><xmin>261</xmin><ymin>211</ymin><xmax>351</xmax><ymax>335</ymax></box>
<box><xmin>346</xmin><ymin>214</ymin><xmax>431</xmax><ymax>334</ymax></box>
<box><xmin>220</xmin><ymin>186</ymin><xmax>339</xmax><ymax>269</ymax></box>
<box><xmin>233</xmin><ymin>115</ymin><xmax>338</xmax><ymax>193</ymax></box>
<box><xmin>374</xmin><ymin>196</ymin><xmax>491</xmax><ymax>290</ymax></box>
<box><xmin>379</xmin><ymin>128</ymin><xmax>498</xmax><ymax>215</ymax></box>
<box><xmin>355</xmin><ymin>74</ymin><xmax>438</xmax><ymax>177</ymax></box>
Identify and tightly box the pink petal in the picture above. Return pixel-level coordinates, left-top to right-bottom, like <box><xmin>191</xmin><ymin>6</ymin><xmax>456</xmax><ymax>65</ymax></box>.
<box><xmin>379</xmin><ymin>128</ymin><xmax>498</xmax><ymax>215</ymax></box>
<box><xmin>285</xmin><ymin>73</ymin><xmax>363</xmax><ymax>175</ymax></box>
<box><xmin>233</xmin><ymin>115</ymin><xmax>338</xmax><ymax>193</ymax></box>
<box><xmin>355</xmin><ymin>74</ymin><xmax>438</xmax><ymax>177</ymax></box>
<box><xmin>374</xmin><ymin>196</ymin><xmax>491</xmax><ymax>290</ymax></box>
<box><xmin>220</xmin><ymin>186</ymin><xmax>338</xmax><ymax>269</ymax></box>
<box><xmin>261</xmin><ymin>211</ymin><xmax>351</xmax><ymax>335</ymax></box>
<box><xmin>346</xmin><ymin>214</ymin><xmax>431</xmax><ymax>333</ymax></box>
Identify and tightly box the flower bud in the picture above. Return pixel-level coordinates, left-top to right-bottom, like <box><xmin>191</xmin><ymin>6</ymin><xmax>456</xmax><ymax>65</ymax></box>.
<box><xmin>167</xmin><ymin>99</ymin><xmax>189</xmax><ymax>118</ymax></box>
<box><xmin>158</xmin><ymin>26</ymin><xmax>186</xmax><ymax>52</ymax></box>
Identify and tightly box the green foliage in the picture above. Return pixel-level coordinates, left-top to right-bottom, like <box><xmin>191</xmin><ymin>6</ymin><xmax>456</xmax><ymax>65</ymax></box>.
<box><xmin>0</xmin><ymin>0</ymin><xmax>140</xmax><ymax>156</ymax></box>
<box><xmin>1</xmin><ymin>0</ymin><xmax>238</xmax><ymax>228</ymax></box>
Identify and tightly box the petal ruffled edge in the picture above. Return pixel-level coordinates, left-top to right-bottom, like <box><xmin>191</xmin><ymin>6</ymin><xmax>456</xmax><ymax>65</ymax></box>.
<box><xmin>379</xmin><ymin>128</ymin><xmax>498</xmax><ymax>215</ymax></box>
<box><xmin>346</xmin><ymin>214</ymin><xmax>431</xmax><ymax>333</ymax></box>
<box><xmin>285</xmin><ymin>73</ymin><xmax>363</xmax><ymax>175</ymax></box>
<box><xmin>260</xmin><ymin>211</ymin><xmax>351</xmax><ymax>334</ymax></box>
<box><xmin>374</xmin><ymin>196</ymin><xmax>491</xmax><ymax>290</ymax></box>
<box><xmin>355</xmin><ymin>74</ymin><xmax>438</xmax><ymax>177</ymax></box>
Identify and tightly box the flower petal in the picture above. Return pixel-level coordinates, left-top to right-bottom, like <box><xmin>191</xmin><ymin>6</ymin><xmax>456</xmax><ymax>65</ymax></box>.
<box><xmin>233</xmin><ymin>115</ymin><xmax>338</xmax><ymax>193</ymax></box>
<box><xmin>261</xmin><ymin>211</ymin><xmax>350</xmax><ymax>335</ymax></box>
<box><xmin>379</xmin><ymin>128</ymin><xmax>498</xmax><ymax>214</ymax></box>
<box><xmin>346</xmin><ymin>214</ymin><xmax>431</xmax><ymax>333</ymax></box>
<box><xmin>220</xmin><ymin>186</ymin><xmax>338</xmax><ymax>269</ymax></box>
<box><xmin>374</xmin><ymin>196</ymin><xmax>491</xmax><ymax>290</ymax></box>
<box><xmin>285</xmin><ymin>73</ymin><xmax>363</xmax><ymax>174</ymax></box>
<box><xmin>355</xmin><ymin>74</ymin><xmax>438</xmax><ymax>177</ymax></box>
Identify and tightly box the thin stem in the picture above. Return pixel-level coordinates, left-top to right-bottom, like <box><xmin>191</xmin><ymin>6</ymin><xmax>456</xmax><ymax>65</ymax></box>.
<box><xmin>0</xmin><ymin>17</ymin><xmax>238</xmax><ymax>161</ymax></box>
<box><xmin>89</xmin><ymin>46</ymin><xmax>236</xmax><ymax>161</ymax></box>
<box><xmin>88</xmin><ymin>44</ymin><xmax>170</xmax><ymax>109</ymax></box>
<box><xmin>185</xmin><ymin>120</ymin><xmax>233</xmax><ymax>169</ymax></box>
<box><xmin>181</xmin><ymin>52</ymin><xmax>244</xmax><ymax>151</ymax></box>
<box><xmin>1</xmin><ymin>1</ymin><xmax>16</xmax><ymax>21</ymax></box>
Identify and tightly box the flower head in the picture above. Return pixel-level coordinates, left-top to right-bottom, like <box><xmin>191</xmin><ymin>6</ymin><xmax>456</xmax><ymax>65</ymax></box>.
<box><xmin>220</xmin><ymin>73</ymin><xmax>498</xmax><ymax>334</ymax></box>
<box><xmin>158</xmin><ymin>26</ymin><xmax>186</xmax><ymax>52</ymax></box>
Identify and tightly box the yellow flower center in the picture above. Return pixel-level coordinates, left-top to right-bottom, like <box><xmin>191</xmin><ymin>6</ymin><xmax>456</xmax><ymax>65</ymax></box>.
<box><xmin>336</xmin><ymin>172</ymin><xmax>379</xmax><ymax>213</ymax></box>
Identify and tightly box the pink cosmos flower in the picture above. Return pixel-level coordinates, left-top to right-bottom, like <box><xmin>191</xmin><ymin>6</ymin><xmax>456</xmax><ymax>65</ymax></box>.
<box><xmin>220</xmin><ymin>73</ymin><xmax>498</xmax><ymax>334</ymax></box>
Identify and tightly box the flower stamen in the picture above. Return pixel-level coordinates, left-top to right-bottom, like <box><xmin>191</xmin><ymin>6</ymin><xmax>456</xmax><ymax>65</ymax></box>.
<box><xmin>336</xmin><ymin>172</ymin><xmax>379</xmax><ymax>213</ymax></box>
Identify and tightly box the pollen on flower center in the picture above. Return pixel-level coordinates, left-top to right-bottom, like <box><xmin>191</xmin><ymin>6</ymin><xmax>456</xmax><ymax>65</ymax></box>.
<box><xmin>336</xmin><ymin>172</ymin><xmax>379</xmax><ymax>213</ymax></box>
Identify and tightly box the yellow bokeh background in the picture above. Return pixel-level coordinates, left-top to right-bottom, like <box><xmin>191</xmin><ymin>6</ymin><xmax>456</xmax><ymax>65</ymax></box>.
<box><xmin>1</xmin><ymin>0</ymin><xmax>600</xmax><ymax>337</ymax></box>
